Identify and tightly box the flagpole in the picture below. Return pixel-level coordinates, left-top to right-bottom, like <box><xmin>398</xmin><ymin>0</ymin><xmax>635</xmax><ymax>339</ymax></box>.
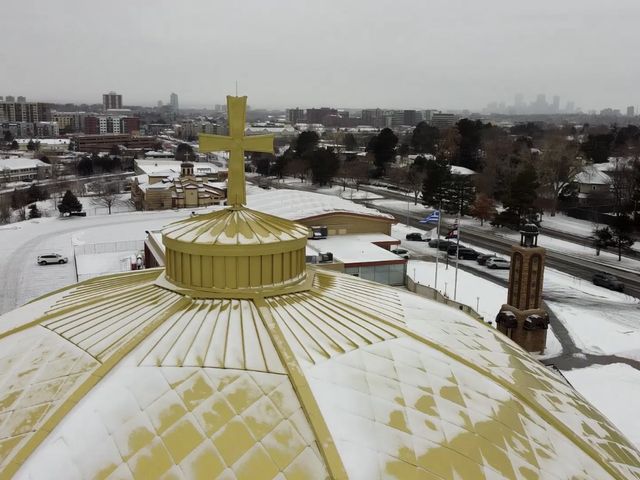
<box><xmin>434</xmin><ymin>204</ymin><xmax>441</xmax><ymax>292</ymax></box>
<box><xmin>453</xmin><ymin>210</ymin><xmax>461</xmax><ymax>301</ymax></box>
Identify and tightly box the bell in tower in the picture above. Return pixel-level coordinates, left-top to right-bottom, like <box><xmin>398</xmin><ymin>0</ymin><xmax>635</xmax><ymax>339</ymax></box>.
<box><xmin>495</xmin><ymin>223</ymin><xmax>550</xmax><ymax>353</ymax></box>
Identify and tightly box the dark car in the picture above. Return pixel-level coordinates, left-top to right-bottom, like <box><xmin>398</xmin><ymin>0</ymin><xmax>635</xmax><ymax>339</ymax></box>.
<box><xmin>405</xmin><ymin>232</ymin><xmax>424</xmax><ymax>241</ymax></box>
<box><xmin>592</xmin><ymin>272</ymin><xmax>624</xmax><ymax>292</ymax></box>
<box><xmin>436</xmin><ymin>240</ymin><xmax>455</xmax><ymax>251</ymax></box>
<box><xmin>476</xmin><ymin>253</ymin><xmax>498</xmax><ymax>265</ymax></box>
<box><xmin>457</xmin><ymin>247</ymin><xmax>479</xmax><ymax>260</ymax></box>
<box><xmin>446</xmin><ymin>244</ymin><xmax>467</xmax><ymax>255</ymax></box>
<box><xmin>391</xmin><ymin>247</ymin><xmax>410</xmax><ymax>259</ymax></box>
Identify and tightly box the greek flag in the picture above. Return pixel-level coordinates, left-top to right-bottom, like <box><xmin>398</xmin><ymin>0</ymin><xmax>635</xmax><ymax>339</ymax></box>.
<box><xmin>419</xmin><ymin>210</ymin><xmax>440</xmax><ymax>224</ymax></box>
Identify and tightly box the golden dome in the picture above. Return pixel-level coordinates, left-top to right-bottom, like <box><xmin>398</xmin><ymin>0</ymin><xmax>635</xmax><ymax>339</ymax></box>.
<box><xmin>1</xmin><ymin>268</ymin><xmax>640</xmax><ymax>479</ymax></box>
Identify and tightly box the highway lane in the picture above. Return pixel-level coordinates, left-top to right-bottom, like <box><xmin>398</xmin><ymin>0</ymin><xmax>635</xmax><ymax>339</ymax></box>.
<box><xmin>375</xmin><ymin>204</ymin><xmax>640</xmax><ymax>299</ymax></box>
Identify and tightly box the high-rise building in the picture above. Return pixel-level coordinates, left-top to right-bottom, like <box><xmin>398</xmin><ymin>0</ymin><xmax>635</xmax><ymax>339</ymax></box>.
<box><xmin>627</xmin><ymin>106</ymin><xmax>635</xmax><ymax>117</ymax></box>
<box><xmin>5</xmin><ymin>96</ymin><xmax>15</xmax><ymax>103</ymax></box>
<box><xmin>361</xmin><ymin>108</ymin><xmax>385</xmax><ymax>128</ymax></box>
<box><xmin>430</xmin><ymin>112</ymin><xmax>457</xmax><ymax>128</ymax></box>
<box><xmin>16</xmin><ymin>96</ymin><xmax>26</xmax><ymax>103</ymax></box>
<box><xmin>286</xmin><ymin>108</ymin><xmax>304</xmax><ymax>124</ymax></box>
<box><xmin>0</xmin><ymin>101</ymin><xmax>52</xmax><ymax>123</ymax></box>
<box><xmin>169</xmin><ymin>93</ymin><xmax>179</xmax><ymax>112</ymax></box>
<box><xmin>514</xmin><ymin>93</ymin><xmax>524</xmax><ymax>110</ymax></box>
<box><xmin>102</xmin><ymin>91</ymin><xmax>123</xmax><ymax>110</ymax></box>
<box><xmin>306</xmin><ymin>107</ymin><xmax>337</xmax><ymax>125</ymax></box>
<box><xmin>565</xmin><ymin>101</ymin><xmax>575</xmax><ymax>113</ymax></box>
<box><xmin>84</xmin><ymin>113</ymin><xmax>139</xmax><ymax>134</ymax></box>
<box><xmin>552</xmin><ymin>95</ymin><xmax>560</xmax><ymax>112</ymax></box>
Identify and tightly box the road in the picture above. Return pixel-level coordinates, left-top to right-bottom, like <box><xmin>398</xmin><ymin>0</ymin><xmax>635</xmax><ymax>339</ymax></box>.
<box><xmin>376</xmin><ymin>204</ymin><xmax>640</xmax><ymax>299</ymax></box>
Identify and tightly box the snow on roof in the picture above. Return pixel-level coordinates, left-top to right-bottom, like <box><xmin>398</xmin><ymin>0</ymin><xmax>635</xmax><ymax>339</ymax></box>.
<box><xmin>15</xmin><ymin>138</ymin><xmax>70</xmax><ymax>145</ymax></box>
<box><xmin>574</xmin><ymin>165</ymin><xmax>611</xmax><ymax>185</ymax></box>
<box><xmin>450</xmin><ymin>165</ymin><xmax>477</xmax><ymax>176</ymax></box>
<box><xmin>307</xmin><ymin>235</ymin><xmax>403</xmax><ymax>264</ymax></box>
<box><xmin>245</xmin><ymin>189</ymin><xmax>394</xmax><ymax>221</ymax></box>
<box><xmin>0</xmin><ymin>158</ymin><xmax>50</xmax><ymax>170</ymax></box>
<box><xmin>135</xmin><ymin>159</ymin><xmax>224</xmax><ymax>176</ymax></box>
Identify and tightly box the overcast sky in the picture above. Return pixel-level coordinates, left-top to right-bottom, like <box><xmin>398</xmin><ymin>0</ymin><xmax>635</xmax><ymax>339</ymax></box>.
<box><xmin>1</xmin><ymin>0</ymin><xmax>638</xmax><ymax>111</ymax></box>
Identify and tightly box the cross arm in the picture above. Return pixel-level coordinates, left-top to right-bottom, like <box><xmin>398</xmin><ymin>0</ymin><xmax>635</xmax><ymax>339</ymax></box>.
<box><xmin>199</xmin><ymin>134</ymin><xmax>234</xmax><ymax>153</ymax></box>
<box><xmin>242</xmin><ymin>134</ymin><xmax>275</xmax><ymax>154</ymax></box>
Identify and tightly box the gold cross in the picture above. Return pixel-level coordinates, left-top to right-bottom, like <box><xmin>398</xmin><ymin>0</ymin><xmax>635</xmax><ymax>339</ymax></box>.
<box><xmin>199</xmin><ymin>96</ymin><xmax>274</xmax><ymax>206</ymax></box>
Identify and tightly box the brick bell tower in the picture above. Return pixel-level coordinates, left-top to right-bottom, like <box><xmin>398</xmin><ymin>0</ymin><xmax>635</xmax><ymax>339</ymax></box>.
<box><xmin>495</xmin><ymin>224</ymin><xmax>550</xmax><ymax>353</ymax></box>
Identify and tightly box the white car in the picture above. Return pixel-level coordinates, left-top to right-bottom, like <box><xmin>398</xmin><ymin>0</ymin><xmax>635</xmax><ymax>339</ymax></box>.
<box><xmin>486</xmin><ymin>257</ymin><xmax>510</xmax><ymax>269</ymax></box>
<box><xmin>37</xmin><ymin>253</ymin><xmax>69</xmax><ymax>265</ymax></box>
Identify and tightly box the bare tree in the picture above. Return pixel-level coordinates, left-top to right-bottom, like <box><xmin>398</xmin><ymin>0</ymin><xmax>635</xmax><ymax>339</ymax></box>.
<box><xmin>470</xmin><ymin>193</ymin><xmax>497</xmax><ymax>226</ymax></box>
<box><xmin>91</xmin><ymin>182</ymin><xmax>121</xmax><ymax>215</ymax></box>
<box><xmin>536</xmin><ymin>134</ymin><xmax>582</xmax><ymax>216</ymax></box>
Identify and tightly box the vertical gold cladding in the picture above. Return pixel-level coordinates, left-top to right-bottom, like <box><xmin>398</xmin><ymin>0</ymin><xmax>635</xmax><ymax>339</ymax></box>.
<box><xmin>254</xmin><ymin>298</ymin><xmax>348</xmax><ymax>480</ymax></box>
<box><xmin>161</xmin><ymin>206</ymin><xmax>309</xmax><ymax>294</ymax></box>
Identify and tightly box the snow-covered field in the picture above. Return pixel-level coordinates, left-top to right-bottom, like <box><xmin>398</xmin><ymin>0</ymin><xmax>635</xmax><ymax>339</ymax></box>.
<box><xmin>0</xmin><ymin>209</ymin><xmax>192</xmax><ymax>314</ymax></box>
<box><xmin>393</xmin><ymin>223</ymin><xmax>640</xmax><ymax>362</ymax></box>
<box><xmin>76</xmin><ymin>251</ymin><xmax>140</xmax><ymax>281</ymax></box>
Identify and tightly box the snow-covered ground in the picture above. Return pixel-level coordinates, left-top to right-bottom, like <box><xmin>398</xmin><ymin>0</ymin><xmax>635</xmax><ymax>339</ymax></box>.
<box><xmin>0</xmin><ymin>210</ymin><xmax>192</xmax><ymax>314</ymax></box>
<box><xmin>539</xmin><ymin>212</ymin><xmax>601</xmax><ymax>237</ymax></box>
<box><xmin>564</xmin><ymin>363</ymin><xmax>640</xmax><ymax>448</ymax></box>
<box><xmin>76</xmin><ymin>251</ymin><xmax>140</xmax><ymax>281</ymax></box>
<box><xmin>394</xmin><ymin>222</ymin><xmax>640</xmax><ymax>362</ymax></box>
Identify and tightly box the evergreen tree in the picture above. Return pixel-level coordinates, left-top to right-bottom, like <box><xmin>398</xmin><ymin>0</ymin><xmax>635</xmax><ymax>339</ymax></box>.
<box><xmin>367</xmin><ymin>128</ymin><xmax>398</xmax><ymax>177</ymax></box>
<box><xmin>308</xmin><ymin>148</ymin><xmax>339</xmax><ymax>186</ymax></box>
<box><xmin>11</xmin><ymin>189</ymin><xmax>28</xmax><ymax>210</ymax></box>
<box><xmin>58</xmin><ymin>190</ymin><xmax>83</xmax><ymax>214</ymax></box>
<box><xmin>421</xmin><ymin>158</ymin><xmax>452</xmax><ymax>207</ymax></box>
<box><xmin>175</xmin><ymin>143</ymin><xmax>195</xmax><ymax>162</ymax></box>
<box><xmin>444</xmin><ymin>175</ymin><xmax>476</xmax><ymax>215</ymax></box>
<box><xmin>77</xmin><ymin>156</ymin><xmax>93</xmax><ymax>176</ymax></box>
<box><xmin>454</xmin><ymin>119</ymin><xmax>485</xmax><ymax>171</ymax></box>
<box><xmin>344</xmin><ymin>133</ymin><xmax>358</xmax><ymax>152</ymax></box>
<box><xmin>411</xmin><ymin>122</ymin><xmax>439</xmax><ymax>154</ymax></box>
<box><xmin>502</xmin><ymin>163</ymin><xmax>540</xmax><ymax>225</ymax></box>
<box><xmin>294</xmin><ymin>131</ymin><xmax>319</xmax><ymax>157</ymax></box>
<box><xmin>26</xmin><ymin>139</ymin><xmax>36</xmax><ymax>151</ymax></box>
<box><xmin>28</xmin><ymin>204</ymin><xmax>41</xmax><ymax>219</ymax></box>
<box><xmin>10</xmin><ymin>140</ymin><xmax>18</xmax><ymax>150</ymax></box>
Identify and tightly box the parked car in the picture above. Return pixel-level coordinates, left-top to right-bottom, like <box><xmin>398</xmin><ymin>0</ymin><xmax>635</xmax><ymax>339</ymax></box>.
<box><xmin>391</xmin><ymin>247</ymin><xmax>410</xmax><ymax>259</ymax></box>
<box><xmin>405</xmin><ymin>232</ymin><xmax>426</xmax><ymax>241</ymax></box>
<box><xmin>456</xmin><ymin>247</ymin><xmax>479</xmax><ymax>260</ymax></box>
<box><xmin>37</xmin><ymin>253</ymin><xmax>68</xmax><ymax>265</ymax></box>
<box><xmin>476</xmin><ymin>253</ymin><xmax>498</xmax><ymax>265</ymax></box>
<box><xmin>592</xmin><ymin>272</ymin><xmax>624</xmax><ymax>292</ymax></box>
<box><xmin>446</xmin><ymin>243</ymin><xmax>471</xmax><ymax>255</ymax></box>
<box><xmin>486</xmin><ymin>257</ymin><xmax>511</xmax><ymax>269</ymax></box>
<box><xmin>436</xmin><ymin>240</ymin><xmax>455</xmax><ymax>251</ymax></box>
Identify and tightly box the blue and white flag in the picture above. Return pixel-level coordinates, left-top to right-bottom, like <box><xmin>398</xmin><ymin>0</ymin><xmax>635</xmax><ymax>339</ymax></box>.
<box><xmin>419</xmin><ymin>210</ymin><xmax>440</xmax><ymax>224</ymax></box>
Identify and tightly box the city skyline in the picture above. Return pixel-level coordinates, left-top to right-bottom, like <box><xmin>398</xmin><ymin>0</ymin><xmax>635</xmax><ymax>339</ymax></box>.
<box><xmin>1</xmin><ymin>0</ymin><xmax>639</xmax><ymax>111</ymax></box>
